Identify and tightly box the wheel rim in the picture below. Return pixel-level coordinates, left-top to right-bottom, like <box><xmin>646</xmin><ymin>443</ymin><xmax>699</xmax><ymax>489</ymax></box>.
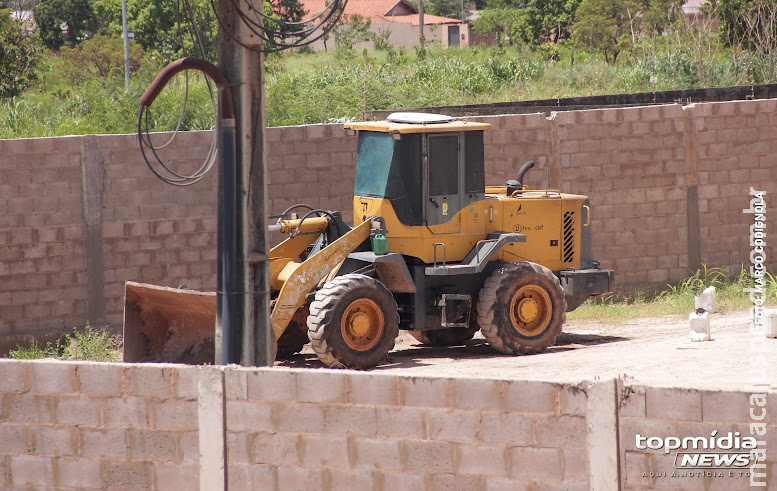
<box><xmin>509</xmin><ymin>285</ymin><xmax>552</xmax><ymax>337</ymax></box>
<box><xmin>341</xmin><ymin>298</ymin><xmax>384</xmax><ymax>351</ymax></box>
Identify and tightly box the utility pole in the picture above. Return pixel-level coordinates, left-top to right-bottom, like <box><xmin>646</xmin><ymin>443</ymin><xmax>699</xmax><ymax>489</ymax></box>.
<box><xmin>216</xmin><ymin>2</ymin><xmax>274</xmax><ymax>366</ymax></box>
<box><xmin>419</xmin><ymin>0</ymin><xmax>425</xmax><ymax>49</ymax></box>
<box><xmin>122</xmin><ymin>0</ymin><xmax>130</xmax><ymax>89</ymax></box>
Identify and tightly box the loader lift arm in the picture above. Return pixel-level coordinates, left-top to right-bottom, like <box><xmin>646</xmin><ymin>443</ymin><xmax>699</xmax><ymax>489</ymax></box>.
<box><xmin>269</xmin><ymin>218</ymin><xmax>373</xmax><ymax>339</ymax></box>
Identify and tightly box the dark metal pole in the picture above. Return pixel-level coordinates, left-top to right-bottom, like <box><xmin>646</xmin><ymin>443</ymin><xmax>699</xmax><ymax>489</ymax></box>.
<box><xmin>217</xmin><ymin>3</ymin><xmax>273</xmax><ymax>367</ymax></box>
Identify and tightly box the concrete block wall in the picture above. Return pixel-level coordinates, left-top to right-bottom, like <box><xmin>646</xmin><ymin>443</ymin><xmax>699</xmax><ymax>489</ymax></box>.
<box><xmin>1</xmin><ymin>359</ymin><xmax>772</xmax><ymax>490</ymax></box>
<box><xmin>618</xmin><ymin>384</ymin><xmax>776</xmax><ymax>489</ymax></box>
<box><xmin>223</xmin><ymin>368</ymin><xmax>589</xmax><ymax>490</ymax></box>
<box><xmin>1</xmin><ymin>99</ymin><xmax>775</xmax><ymax>342</ymax></box>
<box><xmin>0</xmin><ymin>359</ymin><xmax>199</xmax><ymax>489</ymax></box>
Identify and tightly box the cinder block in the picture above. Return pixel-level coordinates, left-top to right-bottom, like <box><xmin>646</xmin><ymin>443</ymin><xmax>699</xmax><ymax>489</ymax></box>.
<box><xmin>56</xmin><ymin>395</ymin><xmax>100</xmax><ymax>426</ymax></box>
<box><xmin>246</xmin><ymin>369</ymin><xmax>297</xmax><ymax>401</ymax></box>
<box><xmin>55</xmin><ymin>457</ymin><xmax>102</xmax><ymax>488</ymax></box>
<box><xmin>563</xmin><ymin>448</ymin><xmax>587</xmax><ymax>482</ymax></box>
<box><xmin>382</xmin><ymin>472</ymin><xmax>426</xmax><ymax>491</ymax></box>
<box><xmin>485</xmin><ymin>478</ymin><xmax>532</xmax><ymax>491</ymax></box>
<box><xmin>510</xmin><ymin>446</ymin><xmax>562</xmax><ymax>480</ymax></box>
<box><xmin>645</xmin><ymin>387</ymin><xmax>702</xmax><ymax>421</ymax></box>
<box><xmin>128</xmin><ymin>429</ymin><xmax>179</xmax><ymax>460</ymax></box>
<box><xmin>296</xmin><ymin>370</ymin><xmax>347</xmax><ymax>404</ymax></box>
<box><xmin>228</xmin><ymin>463</ymin><xmax>274</xmax><ymax>489</ymax></box>
<box><xmin>4</xmin><ymin>393</ymin><xmax>55</xmax><ymax>424</ymax></box>
<box><xmin>480</xmin><ymin>412</ymin><xmax>534</xmax><ymax>446</ymax></box>
<box><xmin>399</xmin><ymin>376</ymin><xmax>452</xmax><ymax>408</ymax></box>
<box><xmin>273</xmin><ymin>402</ymin><xmax>325</xmax><ymax>434</ymax></box>
<box><xmin>174</xmin><ymin>366</ymin><xmax>199</xmax><ymax>399</ymax></box>
<box><xmin>350</xmin><ymin>438</ymin><xmax>401</xmax><ymax>471</ymax></box>
<box><xmin>152</xmin><ymin>399</ymin><xmax>198</xmax><ymax>430</ymax></box>
<box><xmin>431</xmin><ymin>473</ymin><xmax>482</xmax><ymax>491</ymax></box>
<box><xmin>375</xmin><ymin>406</ymin><xmax>427</xmax><ymax>440</ymax></box>
<box><xmin>348</xmin><ymin>372</ymin><xmax>398</xmax><ymax>406</ymax></box>
<box><xmin>428</xmin><ymin>409</ymin><xmax>480</xmax><ymax>442</ymax></box>
<box><xmin>9</xmin><ymin>455</ymin><xmax>54</xmax><ymax>487</ymax></box>
<box><xmin>454</xmin><ymin>378</ymin><xmax>503</xmax><ymax>411</ymax></box>
<box><xmin>102</xmin><ymin>460</ymin><xmax>152</xmax><ymax>489</ymax></box>
<box><xmin>81</xmin><ymin>428</ymin><xmax>127</xmax><ymax>458</ymax></box>
<box><xmin>700</xmin><ymin>390</ymin><xmax>754</xmax><ymax>424</ymax></box>
<box><xmin>325</xmin><ymin>405</ymin><xmax>376</xmax><ymax>436</ymax></box>
<box><xmin>225</xmin><ymin>400</ymin><xmax>272</xmax><ymax>433</ymax></box>
<box><xmin>559</xmin><ymin>385</ymin><xmax>587</xmax><ymax>416</ymax></box>
<box><xmin>456</xmin><ymin>444</ymin><xmax>509</xmax><ymax>476</ymax></box>
<box><xmin>619</xmin><ymin>385</ymin><xmax>646</xmax><ymax>418</ymax></box>
<box><xmin>248</xmin><ymin>431</ymin><xmax>301</xmax><ymax>466</ymax></box>
<box><xmin>276</xmin><ymin>465</ymin><xmax>324</xmax><ymax>491</ymax></box>
<box><xmin>180</xmin><ymin>431</ymin><xmax>199</xmax><ymax>462</ymax></box>
<box><xmin>327</xmin><ymin>469</ymin><xmax>376</xmax><ymax>489</ymax></box>
<box><xmin>153</xmin><ymin>462</ymin><xmax>199</xmax><ymax>490</ymax></box>
<box><xmin>0</xmin><ymin>360</ymin><xmax>29</xmax><ymax>392</ymax></box>
<box><xmin>300</xmin><ymin>434</ymin><xmax>349</xmax><ymax>467</ymax></box>
<box><xmin>0</xmin><ymin>424</ymin><xmax>29</xmax><ymax>453</ymax></box>
<box><xmin>534</xmin><ymin>415</ymin><xmax>586</xmax><ymax>448</ymax></box>
<box><xmin>104</xmin><ymin>397</ymin><xmax>149</xmax><ymax>428</ymax></box>
<box><xmin>30</xmin><ymin>360</ymin><xmax>75</xmax><ymax>394</ymax></box>
<box><xmin>32</xmin><ymin>426</ymin><xmax>76</xmax><ymax>456</ymax></box>
<box><xmin>504</xmin><ymin>380</ymin><xmax>558</xmax><ymax>413</ymax></box>
<box><xmin>126</xmin><ymin>365</ymin><xmax>172</xmax><ymax>398</ymax></box>
<box><xmin>402</xmin><ymin>440</ymin><xmax>455</xmax><ymax>473</ymax></box>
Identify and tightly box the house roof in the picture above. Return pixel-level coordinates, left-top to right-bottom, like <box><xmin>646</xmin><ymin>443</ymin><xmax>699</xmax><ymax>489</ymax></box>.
<box><xmin>303</xmin><ymin>0</ymin><xmax>460</xmax><ymax>24</ymax></box>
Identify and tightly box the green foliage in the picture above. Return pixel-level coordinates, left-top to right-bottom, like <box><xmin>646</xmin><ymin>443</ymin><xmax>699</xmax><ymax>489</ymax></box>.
<box><xmin>0</xmin><ymin>7</ymin><xmax>41</xmax><ymax>98</ymax></box>
<box><xmin>472</xmin><ymin>8</ymin><xmax>530</xmax><ymax>45</ymax></box>
<box><xmin>55</xmin><ymin>34</ymin><xmax>149</xmax><ymax>86</ymax></box>
<box><xmin>333</xmin><ymin>14</ymin><xmax>372</xmax><ymax>52</ymax></box>
<box><xmin>268</xmin><ymin>0</ymin><xmax>306</xmax><ymax>37</ymax></box>
<box><xmin>91</xmin><ymin>0</ymin><xmax>217</xmax><ymax>62</ymax></box>
<box><xmin>32</xmin><ymin>0</ymin><xmax>95</xmax><ymax>49</ymax></box>
<box><xmin>8</xmin><ymin>338</ymin><xmax>59</xmax><ymax>359</ymax></box>
<box><xmin>426</xmin><ymin>0</ymin><xmax>467</xmax><ymax>20</ymax></box>
<box><xmin>484</xmin><ymin>0</ymin><xmax>582</xmax><ymax>44</ymax></box>
<box><xmin>6</xmin><ymin>325</ymin><xmax>121</xmax><ymax>361</ymax></box>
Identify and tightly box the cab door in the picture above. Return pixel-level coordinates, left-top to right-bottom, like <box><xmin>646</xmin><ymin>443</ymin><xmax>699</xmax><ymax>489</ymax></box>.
<box><xmin>426</xmin><ymin>133</ymin><xmax>461</xmax><ymax>232</ymax></box>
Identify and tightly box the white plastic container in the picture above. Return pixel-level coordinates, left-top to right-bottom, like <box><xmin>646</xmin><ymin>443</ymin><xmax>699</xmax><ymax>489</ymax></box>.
<box><xmin>694</xmin><ymin>286</ymin><xmax>717</xmax><ymax>314</ymax></box>
<box><xmin>766</xmin><ymin>310</ymin><xmax>777</xmax><ymax>339</ymax></box>
<box><xmin>689</xmin><ymin>310</ymin><xmax>711</xmax><ymax>342</ymax></box>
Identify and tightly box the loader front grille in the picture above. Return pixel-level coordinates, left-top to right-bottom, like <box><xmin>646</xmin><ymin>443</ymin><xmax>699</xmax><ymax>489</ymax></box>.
<box><xmin>563</xmin><ymin>211</ymin><xmax>575</xmax><ymax>263</ymax></box>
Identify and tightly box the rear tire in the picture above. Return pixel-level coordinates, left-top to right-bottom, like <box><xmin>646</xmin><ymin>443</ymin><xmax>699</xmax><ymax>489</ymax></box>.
<box><xmin>307</xmin><ymin>274</ymin><xmax>399</xmax><ymax>369</ymax></box>
<box><xmin>477</xmin><ymin>262</ymin><xmax>566</xmax><ymax>355</ymax></box>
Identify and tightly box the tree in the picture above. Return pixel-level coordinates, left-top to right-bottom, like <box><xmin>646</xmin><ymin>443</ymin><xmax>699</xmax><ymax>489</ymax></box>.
<box><xmin>426</xmin><ymin>0</ymin><xmax>469</xmax><ymax>20</ymax></box>
<box><xmin>268</xmin><ymin>0</ymin><xmax>306</xmax><ymax>38</ymax></box>
<box><xmin>711</xmin><ymin>0</ymin><xmax>777</xmax><ymax>53</ymax></box>
<box><xmin>484</xmin><ymin>0</ymin><xmax>582</xmax><ymax>44</ymax></box>
<box><xmin>91</xmin><ymin>0</ymin><xmax>217</xmax><ymax>62</ymax></box>
<box><xmin>32</xmin><ymin>0</ymin><xmax>95</xmax><ymax>49</ymax></box>
<box><xmin>56</xmin><ymin>34</ymin><xmax>148</xmax><ymax>85</ymax></box>
<box><xmin>0</xmin><ymin>7</ymin><xmax>41</xmax><ymax>97</ymax></box>
<box><xmin>472</xmin><ymin>7</ymin><xmax>530</xmax><ymax>45</ymax></box>
<box><xmin>572</xmin><ymin>0</ymin><xmax>638</xmax><ymax>63</ymax></box>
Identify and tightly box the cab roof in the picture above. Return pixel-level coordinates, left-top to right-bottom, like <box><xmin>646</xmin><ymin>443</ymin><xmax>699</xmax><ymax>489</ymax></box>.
<box><xmin>344</xmin><ymin>112</ymin><xmax>491</xmax><ymax>134</ymax></box>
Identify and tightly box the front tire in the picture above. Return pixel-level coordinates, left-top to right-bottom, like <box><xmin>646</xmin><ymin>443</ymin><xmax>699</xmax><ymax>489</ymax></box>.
<box><xmin>307</xmin><ymin>274</ymin><xmax>399</xmax><ymax>369</ymax></box>
<box><xmin>477</xmin><ymin>262</ymin><xmax>566</xmax><ymax>355</ymax></box>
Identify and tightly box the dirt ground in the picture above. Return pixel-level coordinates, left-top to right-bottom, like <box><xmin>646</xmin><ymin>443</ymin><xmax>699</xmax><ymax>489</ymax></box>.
<box><xmin>279</xmin><ymin>310</ymin><xmax>777</xmax><ymax>391</ymax></box>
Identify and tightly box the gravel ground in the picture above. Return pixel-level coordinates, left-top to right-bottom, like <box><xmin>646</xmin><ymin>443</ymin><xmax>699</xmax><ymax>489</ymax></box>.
<box><xmin>278</xmin><ymin>310</ymin><xmax>777</xmax><ymax>391</ymax></box>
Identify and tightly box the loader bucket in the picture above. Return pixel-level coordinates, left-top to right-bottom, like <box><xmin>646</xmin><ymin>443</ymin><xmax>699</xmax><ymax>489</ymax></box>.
<box><xmin>123</xmin><ymin>281</ymin><xmax>216</xmax><ymax>364</ymax></box>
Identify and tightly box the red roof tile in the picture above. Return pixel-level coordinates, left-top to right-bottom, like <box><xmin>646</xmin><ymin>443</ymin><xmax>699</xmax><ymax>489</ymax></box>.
<box><xmin>303</xmin><ymin>0</ymin><xmax>460</xmax><ymax>24</ymax></box>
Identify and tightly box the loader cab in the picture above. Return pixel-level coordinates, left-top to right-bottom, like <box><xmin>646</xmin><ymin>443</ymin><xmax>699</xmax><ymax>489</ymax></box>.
<box><xmin>347</xmin><ymin>113</ymin><xmax>490</xmax><ymax>227</ymax></box>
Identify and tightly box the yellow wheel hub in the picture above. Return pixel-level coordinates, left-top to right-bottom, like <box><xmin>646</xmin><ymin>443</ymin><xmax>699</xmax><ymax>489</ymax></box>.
<box><xmin>341</xmin><ymin>298</ymin><xmax>384</xmax><ymax>351</ymax></box>
<box><xmin>517</xmin><ymin>297</ymin><xmax>540</xmax><ymax>323</ymax></box>
<box><xmin>509</xmin><ymin>285</ymin><xmax>552</xmax><ymax>337</ymax></box>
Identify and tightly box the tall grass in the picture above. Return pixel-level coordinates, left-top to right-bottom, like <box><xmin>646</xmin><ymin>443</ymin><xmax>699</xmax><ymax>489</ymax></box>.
<box><xmin>3</xmin><ymin>42</ymin><xmax>777</xmax><ymax>138</ymax></box>
<box><xmin>568</xmin><ymin>266</ymin><xmax>777</xmax><ymax>323</ymax></box>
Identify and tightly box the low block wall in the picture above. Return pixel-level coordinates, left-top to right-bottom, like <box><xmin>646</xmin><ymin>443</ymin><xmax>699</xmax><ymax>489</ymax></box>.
<box><xmin>0</xmin><ymin>359</ymin><xmax>773</xmax><ymax>489</ymax></box>
<box><xmin>1</xmin><ymin>99</ymin><xmax>775</xmax><ymax>343</ymax></box>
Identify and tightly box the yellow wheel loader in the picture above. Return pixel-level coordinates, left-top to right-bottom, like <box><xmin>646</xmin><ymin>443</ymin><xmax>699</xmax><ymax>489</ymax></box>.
<box><xmin>124</xmin><ymin>113</ymin><xmax>613</xmax><ymax>369</ymax></box>
<box><xmin>266</xmin><ymin>113</ymin><xmax>613</xmax><ymax>369</ymax></box>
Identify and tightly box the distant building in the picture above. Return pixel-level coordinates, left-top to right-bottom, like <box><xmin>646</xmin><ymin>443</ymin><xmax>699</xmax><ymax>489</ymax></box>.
<box><xmin>302</xmin><ymin>0</ymin><xmax>470</xmax><ymax>51</ymax></box>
